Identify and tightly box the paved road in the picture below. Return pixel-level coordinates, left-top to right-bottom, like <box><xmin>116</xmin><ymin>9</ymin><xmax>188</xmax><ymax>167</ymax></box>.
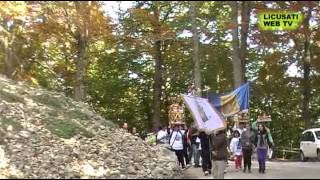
<box><xmin>184</xmin><ymin>160</ymin><xmax>320</xmax><ymax>179</ymax></box>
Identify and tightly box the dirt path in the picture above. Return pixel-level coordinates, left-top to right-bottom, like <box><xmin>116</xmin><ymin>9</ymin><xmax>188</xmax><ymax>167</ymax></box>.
<box><xmin>183</xmin><ymin>160</ymin><xmax>320</xmax><ymax>179</ymax></box>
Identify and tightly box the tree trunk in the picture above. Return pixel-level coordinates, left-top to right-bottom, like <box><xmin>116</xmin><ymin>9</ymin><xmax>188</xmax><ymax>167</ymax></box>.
<box><xmin>239</xmin><ymin>1</ymin><xmax>250</xmax><ymax>82</ymax></box>
<box><xmin>74</xmin><ymin>32</ymin><xmax>86</xmax><ymax>101</ymax></box>
<box><xmin>152</xmin><ymin>40</ymin><xmax>162</xmax><ymax>131</ymax></box>
<box><xmin>2</xmin><ymin>22</ymin><xmax>16</xmax><ymax>79</ymax></box>
<box><xmin>231</xmin><ymin>1</ymin><xmax>243</xmax><ymax>88</ymax></box>
<box><xmin>74</xmin><ymin>2</ymin><xmax>88</xmax><ymax>101</ymax></box>
<box><xmin>191</xmin><ymin>1</ymin><xmax>201</xmax><ymax>96</ymax></box>
<box><xmin>151</xmin><ymin>6</ymin><xmax>162</xmax><ymax>131</ymax></box>
<box><xmin>302</xmin><ymin>58</ymin><xmax>310</xmax><ymax>128</ymax></box>
<box><xmin>142</xmin><ymin>91</ymin><xmax>153</xmax><ymax>131</ymax></box>
<box><xmin>302</xmin><ymin>6</ymin><xmax>312</xmax><ymax>129</ymax></box>
<box><xmin>3</xmin><ymin>36</ymin><xmax>14</xmax><ymax>79</ymax></box>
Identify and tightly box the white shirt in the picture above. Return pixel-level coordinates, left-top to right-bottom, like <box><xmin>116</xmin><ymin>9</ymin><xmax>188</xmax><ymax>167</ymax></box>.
<box><xmin>157</xmin><ymin>130</ymin><xmax>168</xmax><ymax>143</ymax></box>
<box><xmin>230</xmin><ymin>137</ymin><xmax>242</xmax><ymax>156</ymax></box>
<box><xmin>170</xmin><ymin>131</ymin><xmax>184</xmax><ymax>150</ymax></box>
<box><xmin>180</xmin><ymin>129</ymin><xmax>185</xmax><ymax>135</ymax></box>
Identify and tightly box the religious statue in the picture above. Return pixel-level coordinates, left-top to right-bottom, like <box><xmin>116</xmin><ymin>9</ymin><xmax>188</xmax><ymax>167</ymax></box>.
<box><xmin>233</xmin><ymin>111</ymin><xmax>249</xmax><ymax>130</ymax></box>
<box><xmin>168</xmin><ymin>97</ymin><xmax>185</xmax><ymax>125</ymax></box>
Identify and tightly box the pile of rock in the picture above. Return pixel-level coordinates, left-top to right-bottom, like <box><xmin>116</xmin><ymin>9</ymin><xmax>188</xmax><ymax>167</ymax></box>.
<box><xmin>0</xmin><ymin>76</ymin><xmax>182</xmax><ymax>179</ymax></box>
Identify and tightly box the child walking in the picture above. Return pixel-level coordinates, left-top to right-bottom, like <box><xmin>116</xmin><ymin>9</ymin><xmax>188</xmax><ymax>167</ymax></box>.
<box><xmin>230</xmin><ymin>130</ymin><xmax>243</xmax><ymax>171</ymax></box>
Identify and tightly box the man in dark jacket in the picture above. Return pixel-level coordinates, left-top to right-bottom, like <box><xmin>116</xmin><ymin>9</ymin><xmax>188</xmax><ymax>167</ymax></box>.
<box><xmin>199</xmin><ymin>131</ymin><xmax>212</xmax><ymax>176</ymax></box>
<box><xmin>241</xmin><ymin>123</ymin><xmax>255</xmax><ymax>173</ymax></box>
<box><xmin>211</xmin><ymin>130</ymin><xmax>228</xmax><ymax>179</ymax></box>
<box><xmin>181</xmin><ymin>125</ymin><xmax>190</xmax><ymax>166</ymax></box>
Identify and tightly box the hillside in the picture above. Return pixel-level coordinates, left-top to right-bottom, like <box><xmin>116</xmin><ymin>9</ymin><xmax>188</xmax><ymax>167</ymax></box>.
<box><xmin>0</xmin><ymin>76</ymin><xmax>181</xmax><ymax>179</ymax></box>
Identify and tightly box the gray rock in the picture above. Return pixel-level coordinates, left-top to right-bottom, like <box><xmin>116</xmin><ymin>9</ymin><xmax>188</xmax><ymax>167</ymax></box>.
<box><xmin>110</xmin><ymin>170</ymin><xmax>120</xmax><ymax>176</ymax></box>
<box><xmin>127</xmin><ymin>166</ymin><xmax>136</xmax><ymax>175</ymax></box>
<box><xmin>120</xmin><ymin>174</ymin><xmax>126</xmax><ymax>179</ymax></box>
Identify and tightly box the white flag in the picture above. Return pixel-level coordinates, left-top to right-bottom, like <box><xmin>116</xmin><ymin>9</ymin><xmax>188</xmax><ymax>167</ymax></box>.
<box><xmin>182</xmin><ymin>94</ymin><xmax>226</xmax><ymax>134</ymax></box>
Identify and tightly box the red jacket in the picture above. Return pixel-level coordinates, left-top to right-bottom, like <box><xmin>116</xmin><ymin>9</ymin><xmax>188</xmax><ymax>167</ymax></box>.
<box><xmin>185</xmin><ymin>128</ymin><xmax>192</xmax><ymax>145</ymax></box>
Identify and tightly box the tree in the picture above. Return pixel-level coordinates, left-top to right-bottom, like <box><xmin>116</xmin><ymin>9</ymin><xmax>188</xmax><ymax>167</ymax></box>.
<box><xmin>150</xmin><ymin>2</ymin><xmax>164</xmax><ymax>131</ymax></box>
<box><xmin>0</xmin><ymin>2</ymin><xmax>29</xmax><ymax>79</ymax></box>
<box><xmin>118</xmin><ymin>1</ymin><xmax>177</xmax><ymax>130</ymax></box>
<box><xmin>301</xmin><ymin>2</ymin><xmax>312</xmax><ymax>129</ymax></box>
<box><xmin>34</xmin><ymin>1</ymin><xmax>112</xmax><ymax>100</ymax></box>
<box><xmin>190</xmin><ymin>1</ymin><xmax>201</xmax><ymax>95</ymax></box>
<box><xmin>74</xmin><ymin>1</ymin><xmax>89</xmax><ymax>101</ymax></box>
<box><xmin>230</xmin><ymin>1</ymin><xmax>244</xmax><ymax>88</ymax></box>
<box><xmin>230</xmin><ymin>1</ymin><xmax>251</xmax><ymax>88</ymax></box>
<box><xmin>239</xmin><ymin>1</ymin><xmax>250</xmax><ymax>82</ymax></box>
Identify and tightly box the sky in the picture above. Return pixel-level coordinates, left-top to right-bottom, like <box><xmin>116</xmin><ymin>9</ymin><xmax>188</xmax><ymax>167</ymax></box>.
<box><xmin>102</xmin><ymin>1</ymin><xmax>300</xmax><ymax>77</ymax></box>
<box><xmin>102</xmin><ymin>1</ymin><xmax>132</xmax><ymax>21</ymax></box>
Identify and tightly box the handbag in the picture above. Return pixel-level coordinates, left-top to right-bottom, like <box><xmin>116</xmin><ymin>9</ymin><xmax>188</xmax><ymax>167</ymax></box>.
<box><xmin>165</xmin><ymin>144</ymin><xmax>175</xmax><ymax>152</ymax></box>
<box><xmin>268</xmin><ymin>148</ymin><xmax>273</xmax><ymax>159</ymax></box>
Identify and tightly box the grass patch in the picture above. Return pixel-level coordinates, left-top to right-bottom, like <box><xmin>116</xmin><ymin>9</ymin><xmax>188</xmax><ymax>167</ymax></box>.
<box><xmin>102</xmin><ymin>120</ymin><xmax>117</xmax><ymax>128</ymax></box>
<box><xmin>66</xmin><ymin>109</ymin><xmax>90</xmax><ymax>120</ymax></box>
<box><xmin>8</xmin><ymin>175</ymin><xmax>18</xmax><ymax>179</ymax></box>
<box><xmin>0</xmin><ymin>89</ymin><xmax>25</xmax><ymax>104</ymax></box>
<box><xmin>32</xmin><ymin>94</ymin><xmax>65</xmax><ymax>109</ymax></box>
<box><xmin>0</xmin><ymin>117</ymin><xmax>23</xmax><ymax>131</ymax></box>
<box><xmin>44</xmin><ymin>118</ymin><xmax>94</xmax><ymax>139</ymax></box>
<box><xmin>47</xmin><ymin>110</ymin><xmax>59</xmax><ymax>117</ymax></box>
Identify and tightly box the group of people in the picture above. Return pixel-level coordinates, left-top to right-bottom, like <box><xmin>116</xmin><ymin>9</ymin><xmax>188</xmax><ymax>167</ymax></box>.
<box><xmin>156</xmin><ymin>121</ymin><xmax>274</xmax><ymax>179</ymax></box>
<box><xmin>156</xmin><ymin>123</ymin><xmax>226</xmax><ymax>178</ymax></box>
<box><xmin>229</xmin><ymin>122</ymin><xmax>274</xmax><ymax>174</ymax></box>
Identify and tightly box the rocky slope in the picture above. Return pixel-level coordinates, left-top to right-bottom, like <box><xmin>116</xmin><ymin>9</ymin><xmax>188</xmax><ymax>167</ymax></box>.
<box><xmin>0</xmin><ymin>76</ymin><xmax>181</xmax><ymax>179</ymax></box>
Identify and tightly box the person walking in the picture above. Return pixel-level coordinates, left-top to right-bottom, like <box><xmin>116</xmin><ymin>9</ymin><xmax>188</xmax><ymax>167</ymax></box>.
<box><xmin>199</xmin><ymin>131</ymin><xmax>212</xmax><ymax>176</ymax></box>
<box><xmin>180</xmin><ymin>125</ymin><xmax>190</xmax><ymax>166</ymax></box>
<box><xmin>230</xmin><ymin>130</ymin><xmax>242</xmax><ymax>171</ymax></box>
<box><xmin>183</xmin><ymin>125</ymin><xmax>192</xmax><ymax>166</ymax></box>
<box><xmin>186</xmin><ymin>126</ymin><xmax>193</xmax><ymax>165</ymax></box>
<box><xmin>157</xmin><ymin>126</ymin><xmax>169</xmax><ymax>144</ymax></box>
<box><xmin>122</xmin><ymin>123</ymin><xmax>129</xmax><ymax>132</ymax></box>
<box><xmin>241</xmin><ymin>123</ymin><xmax>255</xmax><ymax>173</ymax></box>
<box><xmin>169</xmin><ymin>124</ymin><xmax>186</xmax><ymax>169</ymax></box>
<box><xmin>255</xmin><ymin>123</ymin><xmax>273</xmax><ymax>174</ymax></box>
<box><xmin>191</xmin><ymin>126</ymin><xmax>201</xmax><ymax>168</ymax></box>
<box><xmin>211</xmin><ymin>130</ymin><xmax>228</xmax><ymax>179</ymax></box>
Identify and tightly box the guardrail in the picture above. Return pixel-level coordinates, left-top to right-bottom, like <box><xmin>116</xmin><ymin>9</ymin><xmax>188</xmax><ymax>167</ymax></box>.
<box><xmin>274</xmin><ymin>147</ymin><xmax>300</xmax><ymax>160</ymax></box>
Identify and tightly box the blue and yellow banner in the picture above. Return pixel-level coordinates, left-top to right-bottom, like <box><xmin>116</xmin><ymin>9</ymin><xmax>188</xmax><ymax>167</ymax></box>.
<box><xmin>208</xmin><ymin>82</ymin><xmax>250</xmax><ymax>117</ymax></box>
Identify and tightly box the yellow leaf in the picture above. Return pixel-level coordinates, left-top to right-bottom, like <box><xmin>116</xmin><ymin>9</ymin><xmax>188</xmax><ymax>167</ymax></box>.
<box><xmin>30</xmin><ymin>77</ymin><xmax>39</xmax><ymax>86</ymax></box>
